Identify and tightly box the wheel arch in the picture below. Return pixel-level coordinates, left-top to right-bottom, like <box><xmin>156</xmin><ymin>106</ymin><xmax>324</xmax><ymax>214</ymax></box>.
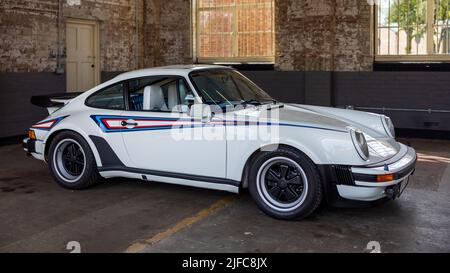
<box><xmin>43</xmin><ymin>128</ymin><xmax>102</xmax><ymax>167</ymax></box>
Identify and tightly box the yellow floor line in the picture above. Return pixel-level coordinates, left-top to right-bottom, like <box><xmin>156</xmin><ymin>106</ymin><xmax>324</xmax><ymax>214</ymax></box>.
<box><xmin>125</xmin><ymin>195</ymin><xmax>237</xmax><ymax>253</ymax></box>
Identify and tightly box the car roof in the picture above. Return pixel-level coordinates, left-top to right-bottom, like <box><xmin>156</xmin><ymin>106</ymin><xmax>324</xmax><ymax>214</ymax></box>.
<box><xmin>113</xmin><ymin>64</ymin><xmax>232</xmax><ymax>81</ymax></box>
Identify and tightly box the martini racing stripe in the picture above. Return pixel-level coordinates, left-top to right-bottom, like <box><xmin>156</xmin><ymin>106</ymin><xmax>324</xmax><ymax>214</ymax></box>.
<box><xmin>90</xmin><ymin>115</ymin><xmax>346</xmax><ymax>133</ymax></box>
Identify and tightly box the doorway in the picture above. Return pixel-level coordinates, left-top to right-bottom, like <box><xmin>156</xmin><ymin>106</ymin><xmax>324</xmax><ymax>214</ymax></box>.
<box><xmin>66</xmin><ymin>19</ymin><xmax>100</xmax><ymax>92</ymax></box>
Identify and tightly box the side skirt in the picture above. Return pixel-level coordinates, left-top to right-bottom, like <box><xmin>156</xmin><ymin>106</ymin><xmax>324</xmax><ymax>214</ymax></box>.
<box><xmin>98</xmin><ymin>168</ymin><xmax>240</xmax><ymax>194</ymax></box>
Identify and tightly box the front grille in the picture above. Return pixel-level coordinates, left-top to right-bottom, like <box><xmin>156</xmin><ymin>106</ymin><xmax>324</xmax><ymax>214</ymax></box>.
<box><xmin>334</xmin><ymin>165</ymin><xmax>354</xmax><ymax>185</ymax></box>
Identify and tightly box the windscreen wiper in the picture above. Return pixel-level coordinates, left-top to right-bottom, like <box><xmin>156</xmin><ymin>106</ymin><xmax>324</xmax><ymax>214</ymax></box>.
<box><xmin>241</xmin><ymin>99</ymin><xmax>262</xmax><ymax>105</ymax></box>
<box><xmin>267</xmin><ymin>99</ymin><xmax>279</xmax><ymax>104</ymax></box>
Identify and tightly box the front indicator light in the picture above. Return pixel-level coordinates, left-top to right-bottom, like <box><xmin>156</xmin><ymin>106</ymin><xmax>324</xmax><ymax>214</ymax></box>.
<box><xmin>28</xmin><ymin>130</ymin><xmax>36</xmax><ymax>140</ymax></box>
<box><xmin>377</xmin><ymin>173</ymin><xmax>394</xmax><ymax>182</ymax></box>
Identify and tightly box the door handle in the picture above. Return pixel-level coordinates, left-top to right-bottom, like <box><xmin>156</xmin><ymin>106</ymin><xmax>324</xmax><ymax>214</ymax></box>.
<box><xmin>121</xmin><ymin>120</ymin><xmax>138</xmax><ymax>127</ymax></box>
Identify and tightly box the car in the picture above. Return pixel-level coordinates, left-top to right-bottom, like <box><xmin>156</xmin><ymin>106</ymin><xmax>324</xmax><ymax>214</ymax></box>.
<box><xmin>23</xmin><ymin>65</ymin><xmax>417</xmax><ymax>220</ymax></box>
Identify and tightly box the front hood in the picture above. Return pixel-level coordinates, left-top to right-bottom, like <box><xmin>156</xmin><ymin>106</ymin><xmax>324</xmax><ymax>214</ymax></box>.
<box><xmin>275</xmin><ymin>104</ymin><xmax>351</xmax><ymax>132</ymax></box>
<box><xmin>226</xmin><ymin>103</ymin><xmax>400</xmax><ymax>164</ymax></box>
<box><xmin>226</xmin><ymin>104</ymin><xmax>351</xmax><ymax>132</ymax></box>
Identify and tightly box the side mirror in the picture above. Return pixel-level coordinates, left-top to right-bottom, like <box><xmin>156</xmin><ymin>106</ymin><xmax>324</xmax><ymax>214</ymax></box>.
<box><xmin>189</xmin><ymin>103</ymin><xmax>213</xmax><ymax>122</ymax></box>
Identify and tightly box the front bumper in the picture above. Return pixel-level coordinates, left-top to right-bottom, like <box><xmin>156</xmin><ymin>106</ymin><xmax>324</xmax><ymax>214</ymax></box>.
<box><xmin>320</xmin><ymin>145</ymin><xmax>417</xmax><ymax>204</ymax></box>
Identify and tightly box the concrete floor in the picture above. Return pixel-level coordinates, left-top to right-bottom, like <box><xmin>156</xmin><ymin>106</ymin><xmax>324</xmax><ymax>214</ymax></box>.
<box><xmin>0</xmin><ymin>138</ymin><xmax>449</xmax><ymax>253</ymax></box>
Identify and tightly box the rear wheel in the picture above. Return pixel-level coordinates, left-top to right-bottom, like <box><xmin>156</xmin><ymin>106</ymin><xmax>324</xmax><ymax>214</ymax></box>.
<box><xmin>248</xmin><ymin>147</ymin><xmax>322</xmax><ymax>220</ymax></box>
<box><xmin>48</xmin><ymin>131</ymin><xmax>101</xmax><ymax>189</ymax></box>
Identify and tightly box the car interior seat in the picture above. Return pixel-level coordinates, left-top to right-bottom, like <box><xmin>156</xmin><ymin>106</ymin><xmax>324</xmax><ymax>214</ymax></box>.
<box><xmin>143</xmin><ymin>85</ymin><xmax>168</xmax><ymax>111</ymax></box>
<box><xmin>130</xmin><ymin>93</ymin><xmax>143</xmax><ymax>110</ymax></box>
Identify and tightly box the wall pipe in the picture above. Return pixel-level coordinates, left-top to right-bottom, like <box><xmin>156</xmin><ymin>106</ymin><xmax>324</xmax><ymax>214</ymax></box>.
<box><xmin>56</xmin><ymin>0</ymin><xmax>64</xmax><ymax>74</ymax></box>
<box><xmin>347</xmin><ymin>106</ymin><xmax>450</xmax><ymax>114</ymax></box>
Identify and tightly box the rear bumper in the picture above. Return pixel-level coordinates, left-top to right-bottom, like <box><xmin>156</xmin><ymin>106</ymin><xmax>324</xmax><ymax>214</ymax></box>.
<box><xmin>23</xmin><ymin>137</ymin><xmax>36</xmax><ymax>153</ymax></box>
<box><xmin>23</xmin><ymin>137</ymin><xmax>45</xmax><ymax>160</ymax></box>
<box><xmin>319</xmin><ymin>146</ymin><xmax>417</xmax><ymax>205</ymax></box>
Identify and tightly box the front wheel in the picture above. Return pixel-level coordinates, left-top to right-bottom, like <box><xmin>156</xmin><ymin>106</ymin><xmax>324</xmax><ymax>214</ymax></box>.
<box><xmin>48</xmin><ymin>131</ymin><xmax>102</xmax><ymax>189</ymax></box>
<box><xmin>248</xmin><ymin>148</ymin><xmax>322</xmax><ymax>220</ymax></box>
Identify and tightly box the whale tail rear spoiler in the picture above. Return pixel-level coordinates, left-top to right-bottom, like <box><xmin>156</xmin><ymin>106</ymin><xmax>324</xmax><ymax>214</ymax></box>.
<box><xmin>31</xmin><ymin>92</ymin><xmax>83</xmax><ymax>114</ymax></box>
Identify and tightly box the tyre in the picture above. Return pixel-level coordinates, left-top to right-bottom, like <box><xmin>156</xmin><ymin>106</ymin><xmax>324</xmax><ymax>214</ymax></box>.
<box><xmin>248</xmin><ymin>147</ymin><xmax>322</xmax><ymax>220</ymax></box>
<box><xmin>48</xmin><ymin>131</ymin><xmax>102</xmax><ymax>189</ymax></box>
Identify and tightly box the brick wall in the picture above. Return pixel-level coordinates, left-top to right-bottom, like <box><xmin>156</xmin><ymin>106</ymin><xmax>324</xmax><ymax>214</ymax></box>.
<box><xmin>0</xmin><ymin>0</ymin><xmax>374</xmax><ymax>73</ymax></box>
<box><xmin>0</xmin><ymin>0</ymin><xmax>59</xmax><ymax>72</ymax></box>
<box><xmin>275</xmin><ymin>0</ymin><xmax>373</xmax><ymax>71</ymax></box>
<box><xmin>143</xmin><ymin>0</ymin><xmax>191</xmax><ymax>67</ymax></box>
<box><xmin>0</xmin><ymin>0</ymin><xmax>143</xmax><ymax>73</ymax></box>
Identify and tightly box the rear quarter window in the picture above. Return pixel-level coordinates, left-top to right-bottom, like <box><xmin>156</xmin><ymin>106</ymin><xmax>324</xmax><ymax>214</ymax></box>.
<box><xmin>85</xmin><ymin>83</ymin><xmax>125</xmax><ymax>110</ymax></box>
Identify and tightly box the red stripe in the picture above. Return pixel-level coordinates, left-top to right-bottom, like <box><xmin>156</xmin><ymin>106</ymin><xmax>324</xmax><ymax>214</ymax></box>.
<box><xmin>32</xmin><ymin>120</ymin><xmax>57</xmax><ymax>129</ymax></box>
<box><xmin>101</xmin><ymin>118</ymin><xmax>197</xmax><ymax>130</ymax></box>
<box><xmin>133</xmin><ymin>122</ymin><xmax>195</xmax><ymax>128</ymax></box>
<box><xmin>99</xmin><ymin>118</ymin><xmax>255</xmax><ymax>131</ymax></box>
<box><xmin>101</xmin><ymin>118</ymin><xmax>124</xmax><ymax>129</ymax></box>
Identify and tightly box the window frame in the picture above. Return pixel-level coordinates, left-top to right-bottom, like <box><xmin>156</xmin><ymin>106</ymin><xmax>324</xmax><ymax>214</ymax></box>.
<box><xmin>193</xmin><ymin>0</ymin><xmax>275</xmax><ymax>64</ymax></box>
<box><xmin>375</xmin><ymin>0</ymin><xmax>450</xmax><ymax>61</ymax></box>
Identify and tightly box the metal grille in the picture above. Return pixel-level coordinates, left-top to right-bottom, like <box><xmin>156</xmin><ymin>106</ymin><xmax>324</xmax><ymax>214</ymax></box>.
<box><xmin>334</xmin><ymin>165</ymin><xmax>354</xmax><ymax>185</ymax></box>
<box><xmin>195</xmin><ymin>0</ymin><xmax>275</xmax><ymax>63</ymax></box>
<box><xmin>376</xmin><ymin>0</ymin><xmax>450</xmax><ymax>60</ymax></box>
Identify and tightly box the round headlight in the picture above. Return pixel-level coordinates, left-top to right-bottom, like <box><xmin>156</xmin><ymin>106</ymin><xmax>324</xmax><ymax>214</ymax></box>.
<box><xmin>381</xmin><ymin>115</ymin><xmax>395</xmax><ymax>138</ymax></box>
<box><xmin>350</xmin><ymin>129</ymin><xmax>369</xmax><ymax>160</ymax></box>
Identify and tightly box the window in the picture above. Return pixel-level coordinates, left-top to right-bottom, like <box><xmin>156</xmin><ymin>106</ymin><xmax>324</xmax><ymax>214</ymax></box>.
<box><xmin>194</xmin><ymin>0</ymin><xmax>275</xmax><ymax>63</ymax></box>
<box><xmin>128</xmin><ymin>77</ymin><xmax>194</xmax><ymax>113</ymax></box>
<box><xmin>85</xmin><ymin>83</ymin><xmax>125</xmax><ymax>110</ymax></box>
<box><xmin>376</xmin><ymin>0</ymin><xmax>450</xmax><ymax>60</ymax></box>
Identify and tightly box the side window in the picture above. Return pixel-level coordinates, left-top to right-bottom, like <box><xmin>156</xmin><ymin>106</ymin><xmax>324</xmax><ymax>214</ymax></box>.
<box><xmin>85</xmin><ymin>83</ymin><xmax>125</xmax><ymax>110</ymax></box>
<box><xmin>128</xmin><ymin>77</ymin><xmax>193</xmax><ymax>113</ymax></box>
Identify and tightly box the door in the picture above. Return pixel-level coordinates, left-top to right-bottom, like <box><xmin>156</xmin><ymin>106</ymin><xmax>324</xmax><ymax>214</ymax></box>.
<box><xmin>120</xmin><ymin>77</ymin><xmax>227</xmax><ymax>178</ymax></box>
<box><xmin>66</xmin><ymin>19</ymin><xmax>99</xmax><ymax>92</ymax></box>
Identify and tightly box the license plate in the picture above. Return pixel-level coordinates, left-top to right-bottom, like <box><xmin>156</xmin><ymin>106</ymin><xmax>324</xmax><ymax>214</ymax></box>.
<box><xmin>399</xmin><ymin>178</ymin><xmax>409</xmax><ymax>196</ymax></box>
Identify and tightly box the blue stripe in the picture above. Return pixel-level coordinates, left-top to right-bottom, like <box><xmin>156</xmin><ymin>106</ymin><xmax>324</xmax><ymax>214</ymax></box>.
<box><xmin>278</xmin><ymin>123</ymin><xmax>345</xmax><ymax>132</ymax></box>
<box><xmin>90</xmin><ymin>115</ymin><xmax>346</xmax><ymax>133</ymax></box>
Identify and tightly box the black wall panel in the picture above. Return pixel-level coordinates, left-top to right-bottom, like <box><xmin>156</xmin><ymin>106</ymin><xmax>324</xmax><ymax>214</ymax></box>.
<box><xmin>0</xmin><ymin>73</ymin><xmax>65</xmax><ymax>138</ymax></box>
<box><xmin>333</xmin><ymin>72</ymin><xmax>450</xmax><ymax>131</ymax></box>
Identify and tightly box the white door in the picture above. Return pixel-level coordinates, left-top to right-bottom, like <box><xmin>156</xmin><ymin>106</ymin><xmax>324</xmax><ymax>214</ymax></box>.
<box><xmin>66</xmin><ymin>20</ymin><xmax>99</xmax><ymax>92</ymax></box>
<box><xmin>120</xmin><ymin>78</ymin><xmax>227</xmax><ymax>178</ymax></box>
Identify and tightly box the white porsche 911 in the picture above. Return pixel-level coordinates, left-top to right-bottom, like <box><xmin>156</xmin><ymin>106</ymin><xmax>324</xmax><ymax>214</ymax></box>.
<box><xmin>23</xmin><ymin>65</ymin><xmax>416</xmax><ymax>220</ymax></box>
